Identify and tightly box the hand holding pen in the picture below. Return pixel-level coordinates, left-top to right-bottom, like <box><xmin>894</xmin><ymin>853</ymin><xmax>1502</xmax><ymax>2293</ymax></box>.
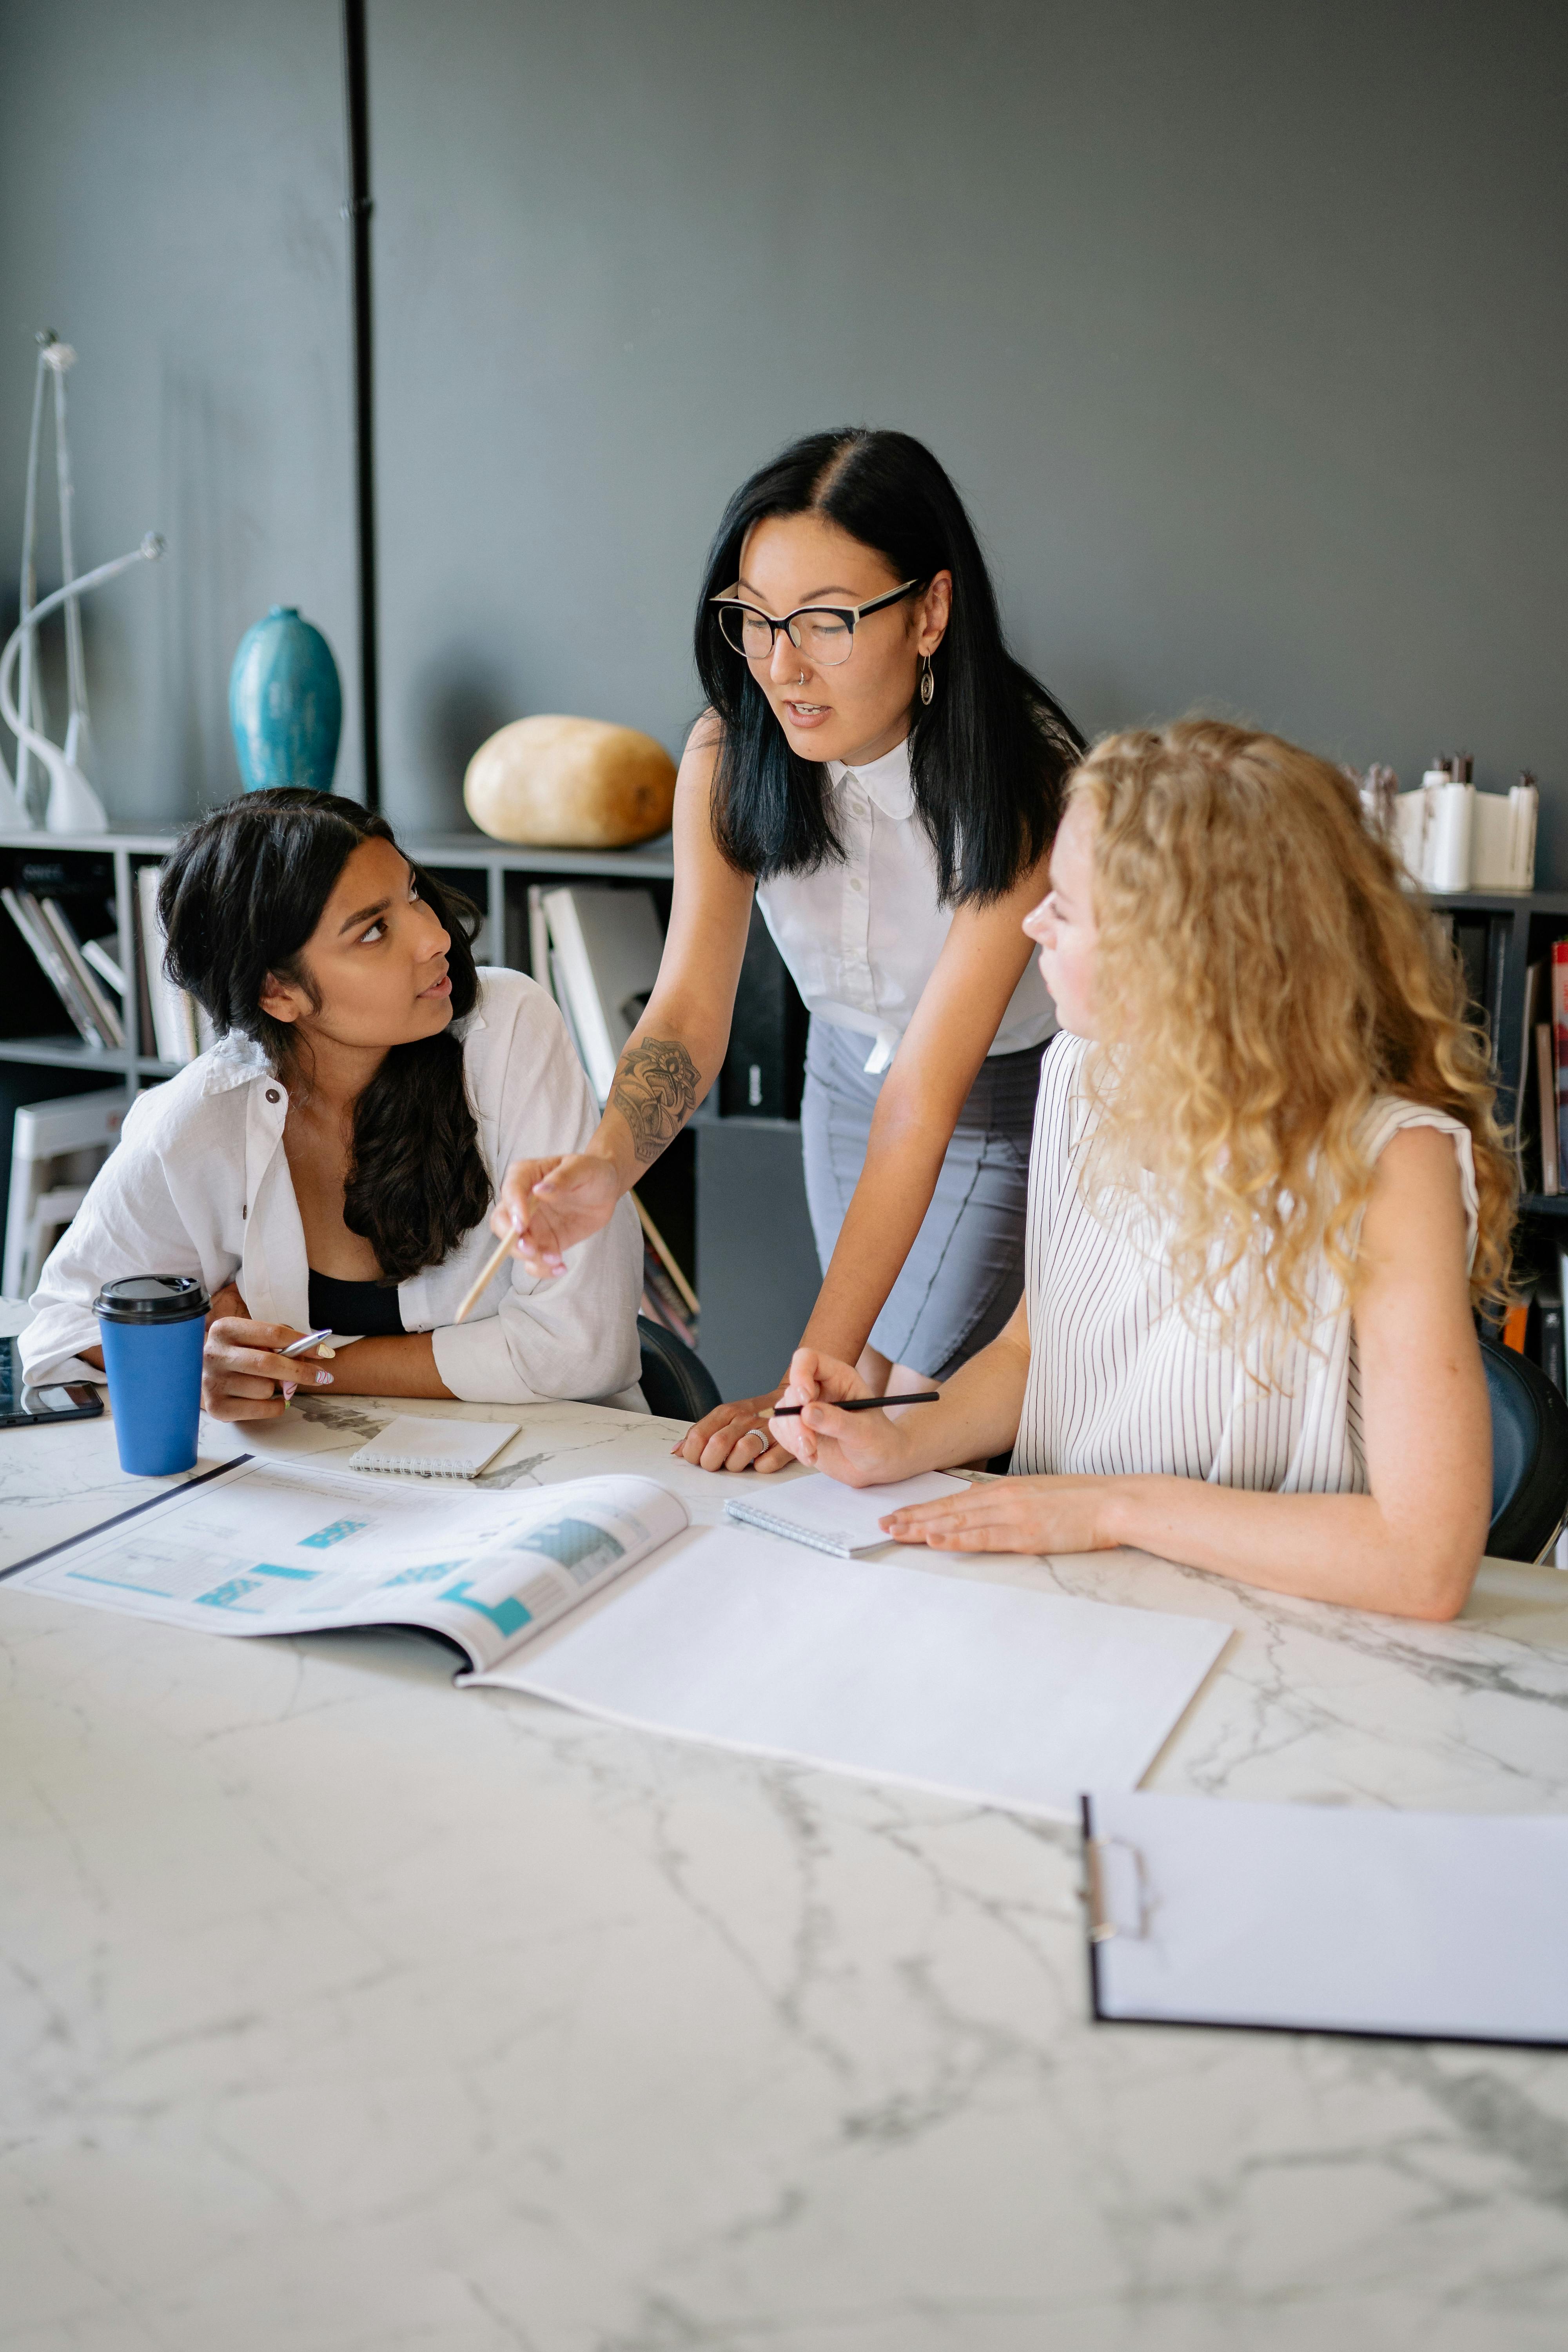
<box><xmin>201</xmin><ymin>1287</ymin><xmax>337</xmax><ymax>1425</ymax></box>
<box><xmin>766</xmin><ymin>1348</ymin><xmax>935</xmax><ymax>1481</ymax></box>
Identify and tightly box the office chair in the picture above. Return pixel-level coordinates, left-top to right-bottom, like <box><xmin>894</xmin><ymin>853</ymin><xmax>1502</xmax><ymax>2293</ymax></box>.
<box><xmin>637</xmin><ymin>1314</ymin><xmax>722</xmax><ymax>1424</ymax></box>
<box><xmin>1480</xmin><ymin>1336</ymin><xmax>1568</xmax><ymax>1564</ymax></box>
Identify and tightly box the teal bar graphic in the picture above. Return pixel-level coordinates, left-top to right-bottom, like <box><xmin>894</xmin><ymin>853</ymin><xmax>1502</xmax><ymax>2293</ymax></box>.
<box><xmin>196</xmin><ymin>1577</ymin><xmax>267</xmax><ymax>1610</ymax></box>
<box><xmin>442</xmin><ymin>1579</ymin><xmax>532</xmax><ymax>1637</ymax></box>
<box><xmin>300</xmin><ymin>1517</ymin><xmax>371</xmax><ymax>1550</ymax></box>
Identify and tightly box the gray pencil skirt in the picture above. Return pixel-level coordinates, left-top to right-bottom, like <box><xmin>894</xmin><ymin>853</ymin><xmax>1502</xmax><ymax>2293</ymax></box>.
<box><xmin>799</xmin><ymin>1016</ymin><xmax>1050</xmax><ymax>1382</ymax></box>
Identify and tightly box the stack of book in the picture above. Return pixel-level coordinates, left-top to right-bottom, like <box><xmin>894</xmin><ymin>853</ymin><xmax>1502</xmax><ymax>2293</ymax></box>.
<box><xmin>2</xmin><ymin>858</ymin><xmax>212</xmax><ymax>1066</ymax></box>
<box><xmin>134</xmin><ymin>865</ymin><xmax>215</xmax><ymax>1063</ymax></box>
<box><xmin>1522</xmin><ymin>943</ymin><xmax>1568</xmax><ymax>1201</ymax></box>
<box><xmin>635</xmin><ymin>1195</ymin><xmax>700</xmax><ymax>1349</ymax></box>
<box><xmin>532</xmin><ymin>883</ymin><xmax>664</xmax><ymax>1105</ymax></box>
<box><xmin>528</xmin><ymin>882</ymin><xmax>701</xmax><ymax>1343</ymax></box>
<box><xmin>1508</xmin><ymin>941</ymin><xmax>1568</xmax><ymax>1397</ymax></box>
<box><xmin>2</xmin><ymin>883</ymin><xmax>125</xmax><ymax>1050</ymax></box>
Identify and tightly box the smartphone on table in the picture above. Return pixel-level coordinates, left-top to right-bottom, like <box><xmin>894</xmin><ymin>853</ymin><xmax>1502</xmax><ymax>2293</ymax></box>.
<box><xmin>0</xmin><ymin>1334</ymin><xmax>105</xmax><ymax>1429</ymax></box>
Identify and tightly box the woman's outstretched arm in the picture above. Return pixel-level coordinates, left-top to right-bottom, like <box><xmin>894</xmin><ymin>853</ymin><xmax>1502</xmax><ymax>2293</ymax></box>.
<box><xmin>491</xmin><ymin>721</ymin><xmax>754</xmax><ymax>1272</ymax></box>
<box><xmin>878</xmin><ymin>1127</ymin><xmax>1492</xmax><ymax>1622</ymax></box>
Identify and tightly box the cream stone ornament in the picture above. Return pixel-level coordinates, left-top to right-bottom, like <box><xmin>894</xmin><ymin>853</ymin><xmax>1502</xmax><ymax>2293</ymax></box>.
<box><xmin>464</xmin><ymin>715</ymin><xmax>677</xmax><ymax>849</ymax></box>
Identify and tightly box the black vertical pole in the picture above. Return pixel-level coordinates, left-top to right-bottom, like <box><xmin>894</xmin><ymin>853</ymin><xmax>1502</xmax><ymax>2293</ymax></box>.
<box><xmin>342</xmin><ymin>0</ymin><xmax>381</xmax><ymax>811</ymax></box>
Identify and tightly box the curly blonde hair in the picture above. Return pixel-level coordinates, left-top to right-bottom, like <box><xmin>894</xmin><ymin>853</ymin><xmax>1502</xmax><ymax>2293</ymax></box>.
<box><xmin>1069</xmin><ymin>719</ymin><xmax>1514</xmax><ymax>1340</ymax></box>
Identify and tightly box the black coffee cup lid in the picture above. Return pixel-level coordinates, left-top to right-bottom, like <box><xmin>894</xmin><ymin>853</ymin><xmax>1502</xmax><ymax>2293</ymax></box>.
<box><xmin>93</xmin><ymin>1274</ymin><xmax>211</xmax><ymax>1323</ymax></box>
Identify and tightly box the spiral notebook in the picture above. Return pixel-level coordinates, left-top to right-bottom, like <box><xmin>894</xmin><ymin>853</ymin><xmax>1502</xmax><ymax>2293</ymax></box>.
<box><xmin>347</xmin><ymin>1414</ymin><xmax>521</xmax><ymax>1479</ymax></box>
<box><xmin>724</xmin><ymin>1469</ymin><xmax>971</xmax><ymax>1556</ymax></box>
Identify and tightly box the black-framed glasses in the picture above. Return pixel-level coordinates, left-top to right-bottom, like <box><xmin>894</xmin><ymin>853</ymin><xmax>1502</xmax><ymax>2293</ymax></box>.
<box><xmin>709</xmin><ymin>579</ymin><xmax>922</xmax><ymax>668</ymax></box>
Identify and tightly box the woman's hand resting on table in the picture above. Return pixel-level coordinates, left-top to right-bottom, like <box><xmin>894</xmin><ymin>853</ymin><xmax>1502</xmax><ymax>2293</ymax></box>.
<box><xmin>673</xmin><ymin>1385</ymin><xmax>793</xmax><ymax>1474</ymax></box>
<box><xmin>201</xmin><ymin>1283</ymin><xmax>335</xmax><ymax>1423</ymax></box>
<box><xmin>876</xmin><ymin>1475</ymin><xmax>1116</xmax><ymax>1556</ymax></box>
<box><xmin>492</xmin><ymin>1153</ymin><xmax>622</xmax><ymax>1280</ymax></box>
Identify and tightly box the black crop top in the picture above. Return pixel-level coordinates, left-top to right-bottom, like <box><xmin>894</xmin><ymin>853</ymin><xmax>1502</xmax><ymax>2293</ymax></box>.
<box><xmin>307</xmin><ymin>1269</ymin><xmax>406</xmax><ymax>1338</ymax></box>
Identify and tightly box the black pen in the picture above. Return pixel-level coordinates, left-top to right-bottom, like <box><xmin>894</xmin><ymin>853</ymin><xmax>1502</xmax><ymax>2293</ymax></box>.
<box><xmin>771</xmin><ymin>1390</ymin><xmax>940</xmax><ymax>1417</ymax></box>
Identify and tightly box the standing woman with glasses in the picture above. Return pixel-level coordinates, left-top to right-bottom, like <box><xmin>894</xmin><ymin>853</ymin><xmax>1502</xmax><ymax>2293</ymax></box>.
<box><xmin>494</xmin><ymin>427</ymin><xmax>1082</xmax><ymax>1470</ymax></box>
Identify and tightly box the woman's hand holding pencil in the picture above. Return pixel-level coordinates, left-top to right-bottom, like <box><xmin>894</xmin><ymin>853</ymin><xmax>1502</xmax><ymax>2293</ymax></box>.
<box><xmin>487</xmin><ymin>1151</ymin><xmax>624</xmax><ymax>1283</ymax></box>
<box><xmin>766</xmin><ymin>1349</ymin><xmax>929</xmax><ymax>1484</ymax></box>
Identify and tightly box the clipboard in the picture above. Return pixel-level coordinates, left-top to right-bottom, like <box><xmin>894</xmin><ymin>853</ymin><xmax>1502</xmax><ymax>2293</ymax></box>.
<box><xmin>1080</xmin><ymin>1790</ymin><xmax>1568</xmax><ymax>2050</ymax></box>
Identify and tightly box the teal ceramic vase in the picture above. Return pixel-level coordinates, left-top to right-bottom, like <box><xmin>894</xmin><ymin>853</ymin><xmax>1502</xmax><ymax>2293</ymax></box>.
<box><xmin>229</xmin><ymin>606</ymin><xmax>342</xmax><ymax>793</ymax></box>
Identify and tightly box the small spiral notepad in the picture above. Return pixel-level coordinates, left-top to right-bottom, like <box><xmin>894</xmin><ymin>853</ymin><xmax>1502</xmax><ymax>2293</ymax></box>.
<box><xmin>347</xmin><ymin>1415</ymin><xmax>521</xmax><ymax>1480</ymax></box>
<box><xmin>724</xmin><ymin>1470</ymin><xmax>970</xmax><ymax>1557</ymax></box>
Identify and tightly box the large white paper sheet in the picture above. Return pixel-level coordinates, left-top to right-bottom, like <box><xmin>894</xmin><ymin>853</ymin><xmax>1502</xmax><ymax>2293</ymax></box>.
<box><xmin>475</xmin><ymin>1526</ymin><xmax>1230</xmax><ymax>1818</ymax></box>
<box><xmin>1087</xmin><ymin>1790</ymin><xmax>1568</xmax><ymax>2045</ymax></box>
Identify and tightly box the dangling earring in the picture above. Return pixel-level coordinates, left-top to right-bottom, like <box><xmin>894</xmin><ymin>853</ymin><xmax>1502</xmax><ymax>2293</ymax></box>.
<box><xmin>919</xmin><ymin>653</ymin><xmax>936</xmax><ymax>708</ymax></box>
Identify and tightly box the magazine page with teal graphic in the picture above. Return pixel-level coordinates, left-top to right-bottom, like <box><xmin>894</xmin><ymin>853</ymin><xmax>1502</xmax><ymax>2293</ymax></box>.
<box><xmin>3</xmin><ymin>1460</ymin><xmax>688</xmax><ymax>1673</ymax></box>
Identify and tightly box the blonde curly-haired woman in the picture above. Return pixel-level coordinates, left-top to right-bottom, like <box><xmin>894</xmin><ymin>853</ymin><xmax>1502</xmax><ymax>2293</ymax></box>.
<box><xmin>766</xmin><ymin>719</ymin><xmax>1516</xmax><ymax>1621</ymax></box>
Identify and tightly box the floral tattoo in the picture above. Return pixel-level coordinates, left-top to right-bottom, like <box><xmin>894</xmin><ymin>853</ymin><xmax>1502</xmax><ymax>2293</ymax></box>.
<box><xmin>610</xmin><ymin>1035</ymin><xmax>701</xmax><ymax>1163</ymax></box>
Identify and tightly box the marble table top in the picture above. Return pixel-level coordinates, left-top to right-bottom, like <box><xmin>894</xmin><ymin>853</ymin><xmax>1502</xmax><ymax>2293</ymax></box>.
<box><xmin>4</xmin><ymin>1338</ymin><xmax>1568</xmax><ymax>2350</ymax></box>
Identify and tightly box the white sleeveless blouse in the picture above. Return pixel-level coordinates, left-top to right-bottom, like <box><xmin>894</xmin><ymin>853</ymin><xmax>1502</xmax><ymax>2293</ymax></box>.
<box><xmin>1012</xmin><ymin>1036</ymin><xmax>1479</xmax><ymax>1492</ymax></box>
<box><xmin>754</xmin><ymin>736</ymin><xmax>1054</xmax><ymax>1074</ymax></box>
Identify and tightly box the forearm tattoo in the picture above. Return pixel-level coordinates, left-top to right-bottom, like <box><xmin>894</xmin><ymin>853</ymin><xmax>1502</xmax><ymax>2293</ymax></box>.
<box><xmin>610</xmin><ymin>1035</ymin><xmax>701</xmax><ymax>1163</ymax></box>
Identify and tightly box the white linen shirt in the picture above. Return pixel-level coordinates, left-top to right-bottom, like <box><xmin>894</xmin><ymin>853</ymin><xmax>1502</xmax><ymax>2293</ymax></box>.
<box><xmin>754</xmin><ymin>735</ymin><xmax>1055</xmax><ymax>1074</ymax></box>
<box><xmin>20</xmin><ymin>967</ymin><xmax>643</xmax><ymax>1406</ymax></box>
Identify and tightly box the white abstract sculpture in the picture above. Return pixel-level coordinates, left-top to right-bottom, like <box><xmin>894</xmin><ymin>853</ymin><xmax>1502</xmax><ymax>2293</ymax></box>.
<box><xmin>0</xmin><ymin>538</ymin><xmax>165</xmax><ymax>829</ymax></box>
<box><xmin>0</xmin><ymin>334</ymin><xmax>165</xmax><ymax>833</ymax></box>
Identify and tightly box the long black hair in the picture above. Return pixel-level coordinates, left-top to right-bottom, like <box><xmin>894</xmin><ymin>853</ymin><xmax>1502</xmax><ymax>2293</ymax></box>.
<box><xmin>695</xmin><ymin>427</ymin><xmax>1083</xmax><ymax>904</ymax></box>
<box><xmin>158</xmin><ymin>788</ymin><xmax>491</xmax><ymax>1284</ymax></box>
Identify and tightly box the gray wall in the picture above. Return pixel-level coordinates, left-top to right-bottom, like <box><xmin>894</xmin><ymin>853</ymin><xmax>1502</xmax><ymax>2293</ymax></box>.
<box><xmin>0</xmin><ymin>0</ymin><xmax>359</xmax><ymax>821</ymax></box>
<box><xmin>4</xmin><ymin>1</ymin><xmax>1566</xmax><ymax>867</ymax></box>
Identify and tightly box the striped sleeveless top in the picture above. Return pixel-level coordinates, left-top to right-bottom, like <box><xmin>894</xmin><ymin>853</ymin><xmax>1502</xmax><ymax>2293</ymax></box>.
<box><xmin>1012</xmin><ymin>1035</ymin><xmax>1479</xmax><ymax>1493</ymax></box>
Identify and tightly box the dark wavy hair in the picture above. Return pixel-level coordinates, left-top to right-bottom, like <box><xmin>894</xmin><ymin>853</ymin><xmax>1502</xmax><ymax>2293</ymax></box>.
<box><xmin>695</xmin><ymin>426</ymin><xmax>1083</xmax><ymax>904</ymax></box>
<box><xmin>158</xmin><ymin>789</ymin><xmax>491</xmax><ymax>1284</ymax></box>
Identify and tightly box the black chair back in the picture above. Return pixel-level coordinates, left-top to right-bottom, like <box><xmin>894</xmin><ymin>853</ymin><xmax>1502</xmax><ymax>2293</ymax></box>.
<box><xmin>1481</xmin><ymin>1336</ymin><xmax>1568</xmax><ymax>1563</ymax></box>
<box><xmin>637</xmin><ymin>1314</ymin><xmax>722</xmax><ymax>1425</ymax></box>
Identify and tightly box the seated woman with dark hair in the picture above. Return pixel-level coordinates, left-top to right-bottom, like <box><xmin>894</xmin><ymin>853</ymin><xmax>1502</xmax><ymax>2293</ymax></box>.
<box><xmin>21</xmin><ymin>789</ymin><xmax>642</xmax><ymax>1419</ymax></box>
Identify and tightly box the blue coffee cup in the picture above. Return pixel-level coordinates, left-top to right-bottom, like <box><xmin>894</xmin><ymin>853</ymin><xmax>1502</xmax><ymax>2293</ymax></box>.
<box><xmin>93</xmin><ymin>1274</ymin><xmax>210</xmax><ymax>1476</ymax></box>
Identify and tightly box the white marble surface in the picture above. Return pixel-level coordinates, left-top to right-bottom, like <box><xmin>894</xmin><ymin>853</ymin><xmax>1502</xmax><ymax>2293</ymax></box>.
<box><xmin>4</xmin><ymin>1358</ymin><xmax>1568</xmax><ymax>2350</ymax></box>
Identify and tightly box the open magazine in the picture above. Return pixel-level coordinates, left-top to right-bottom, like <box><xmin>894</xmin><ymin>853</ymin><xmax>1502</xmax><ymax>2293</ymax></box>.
<box><xmin>5</xmin><ymin>1457</ymin><xmax>683</xmax><ymax>1673</ymax></box>
<box><xmin>4</xmin><ymin>1457</ymin><xmax>1230</xmax><ymax>1818</ymax></box>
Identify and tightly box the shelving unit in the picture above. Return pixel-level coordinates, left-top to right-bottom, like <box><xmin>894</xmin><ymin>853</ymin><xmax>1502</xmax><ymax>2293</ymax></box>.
<box><xmin>1405</xmin><ymin>887</ymin><xmax>1568</xmax><ymax>1380</ymax></box>
<box><xmin>18</xmin><ymin>830</ymin><xmax>1551</xmax><ymax>1392</ymax></box>
<box><xmin>0</xmin><ymin>822</ymin><xmax>822</xmax><ymax>1388</ymax></box>
<box><xmin>1425</xmin><ymin>885</ymin><xmax>1568</xmax><ymax>1131</ymax></box>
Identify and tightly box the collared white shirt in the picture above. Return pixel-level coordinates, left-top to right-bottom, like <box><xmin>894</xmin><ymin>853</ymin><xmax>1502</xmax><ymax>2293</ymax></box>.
<box><xmin>21</xmin><ymin>969</ymin><xmax>643</xmax><ymax>1406</ymax></box>
<box><xmin>753</xmin><ymin>735</ymin><xmax>1054</xmax><ymax>1073</ymax></box>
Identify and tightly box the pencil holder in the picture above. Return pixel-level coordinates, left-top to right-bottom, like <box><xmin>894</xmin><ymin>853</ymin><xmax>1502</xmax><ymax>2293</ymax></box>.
<box><xmin>93</xmin><ymin>1275</ymin><xmax>209</xmax><ymax>1476</ymax></box>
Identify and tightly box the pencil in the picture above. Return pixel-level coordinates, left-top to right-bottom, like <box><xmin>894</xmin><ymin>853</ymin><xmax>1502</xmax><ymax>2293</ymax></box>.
<box><xmin>771</xmin><ymin>1390</ymin><xmax>940</xmax><ymax>1417</ymax></box>
<box><xmin>633</xmin><ymin>1192</ymin><xmax>700</xmax><ymax>1318</ymax></box>
<box><xmin>455</xmin><ymin>1229</ymin><xmax>516</xmax><ymax>1325</ymax></box>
